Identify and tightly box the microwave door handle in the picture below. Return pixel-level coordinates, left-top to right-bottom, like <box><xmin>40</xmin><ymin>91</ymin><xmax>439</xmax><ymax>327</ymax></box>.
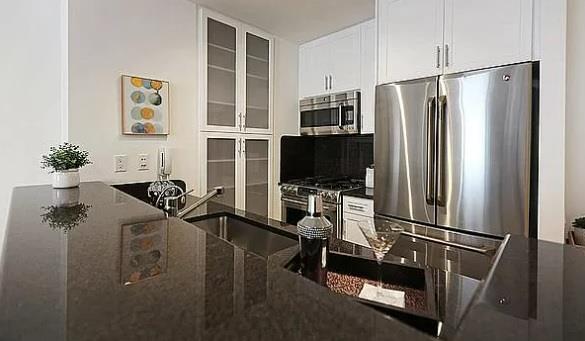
<box><xmin>338</xmin><ymin>103</ymin><xmax>343</xmax><ymax>129</ymax></box>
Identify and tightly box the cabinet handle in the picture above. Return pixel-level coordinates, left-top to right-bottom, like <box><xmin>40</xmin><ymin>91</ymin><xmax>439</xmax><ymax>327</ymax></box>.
<box><xmin>329</xmin><ymin>75</ymin><xmax>333</xmax><ymax>90</ymax></box>
<box><xmin>237</xmin><ymin>139</ymin><xmax>242</xmax><ymax>158</ymax></box>
<box><xmin>348</xmin><ymin>203</ymin><xmax>365</xmax><ymax>212</ymax></box>
<box><xmin>445</xmin><ymin>44</ymin><xmax>450</xmax><ymax>67</ymax></box>
<box><xmin>325</xmin><ymin>75</ymin><xmax>328</xmax><ymax>90</ymax></box>
<box><xmin>436</xmin><ymin>45</ymin><xmax>441</xmax><ymax>68</ymax></box>
<box><xmin>243</xmin><ymin>113</ymin><xmax>247</xmax><ymax>130</ymax></box>
<box><xmin>242</xmin><ymin>139</ymin><xmax>246</xmax><ymax>157</ymax></box>
<box><xmin>238</xmin><ymin>113</ymin><xmax>243</xmax><ymax>130</ymax></box>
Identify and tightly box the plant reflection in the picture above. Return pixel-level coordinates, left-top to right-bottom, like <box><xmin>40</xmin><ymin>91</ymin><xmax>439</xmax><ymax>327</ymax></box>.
<box><xmin>41</xmin><ymin>203</ymin><xmax>91</xmax><ymax>233</ymax></box>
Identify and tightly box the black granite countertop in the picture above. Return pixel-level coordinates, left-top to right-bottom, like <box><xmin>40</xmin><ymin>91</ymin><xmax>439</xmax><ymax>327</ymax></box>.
<box><xmin>344</xmin><ymin>187</ymin><xmax>375</xmax><ymax>200</ymax></box>
<box><xmin>2</xmin><ymin>182</ymin><xmax>585</xmax><ymax>340</ymax></box>
<box><xmin>0</xmin><ymin>182</ymin><xmax>430</xmax><ymax>341</ymax></box>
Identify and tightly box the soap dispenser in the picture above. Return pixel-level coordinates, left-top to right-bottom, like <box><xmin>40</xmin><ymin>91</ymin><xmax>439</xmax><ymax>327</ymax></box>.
<box><xmin>297</xmin><ymin>194</ymin><xmax>333</xmax><ymax>285</ymax></box>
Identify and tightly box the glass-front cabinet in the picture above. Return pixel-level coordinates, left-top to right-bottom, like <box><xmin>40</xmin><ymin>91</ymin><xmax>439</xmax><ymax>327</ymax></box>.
<box><xmin>201</xmin><ymin>133</ymin><xmax>272</xmax><ymax>217</ymax></box>
<box><xmin>201</xmin><ymin>9</ymin><xmax>273</xmax><ymax>134</ymax></box>
<box><xmin>244</xmin><ymin>138</ymin><xmax>269</xmax><ymax>217</ymax></box>
<box><xmin>205</xmin><ymin>137</ymin><xmax>237</xmax><ymax>208</ymax></box>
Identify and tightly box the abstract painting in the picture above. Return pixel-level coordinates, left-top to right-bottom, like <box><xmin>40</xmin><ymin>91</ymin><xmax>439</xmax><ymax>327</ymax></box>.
<box><xmin>121</xmin><ymin>75</ymin><xmax>169</xmax><ymax>135</ymax></box>
<box><xmin>120</xmin><ymin>219</ymin><xmax>168</xmax><ymax>285</ymax></box>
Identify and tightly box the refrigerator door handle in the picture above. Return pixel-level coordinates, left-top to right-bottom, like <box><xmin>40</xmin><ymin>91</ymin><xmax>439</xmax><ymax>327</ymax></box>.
<box><xmin>338</xmin><ymin>103</ymin><xmax>344</xmax><ymax>129</ymax></box>
<box><xmin>437</xmin><ymin>95</ymin><xmax>447</xmax><ymax>207</ymax></box>
<box><xmin>425</xmin><ymin>97</ymin><xmax>436</xmax><ymax>205</ymax></box>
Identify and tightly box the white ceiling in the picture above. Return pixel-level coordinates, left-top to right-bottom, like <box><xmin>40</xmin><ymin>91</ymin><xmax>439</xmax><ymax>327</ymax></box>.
<box><xmin>193</xmin><ymin>0</ymin><xmax>375</xmax><ymax>43</ymax></box>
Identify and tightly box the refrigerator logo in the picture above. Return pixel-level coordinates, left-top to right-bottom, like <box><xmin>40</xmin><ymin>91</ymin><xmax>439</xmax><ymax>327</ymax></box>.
<box><xmin>502</xmin><ymin>75</ymin><xmax>511</xmax><ymax>82</ymax></box>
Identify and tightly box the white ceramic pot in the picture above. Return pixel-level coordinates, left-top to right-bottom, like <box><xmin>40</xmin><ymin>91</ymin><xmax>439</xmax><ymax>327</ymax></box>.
<box><xmin>52</xmin><ymin>169</ymin><xmax>80</xmax><ymax>189</ymax></box>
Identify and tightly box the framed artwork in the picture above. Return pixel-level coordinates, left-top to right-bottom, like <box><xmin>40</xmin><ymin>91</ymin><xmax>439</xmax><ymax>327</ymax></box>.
<box><xmin>120</xmin><ymin>220</ymin><xmax>168</xmax><ymax>285</ymax></box>
<box><xmin>121</xmin><ymin>75</ymin><xmax>170</xmax><ymax>135</ymax></box>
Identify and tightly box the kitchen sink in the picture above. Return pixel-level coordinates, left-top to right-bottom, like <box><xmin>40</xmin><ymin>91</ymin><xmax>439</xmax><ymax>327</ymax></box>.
<box><xmin>187</xmin><ymin>214</ymin><xmax>298</xmax><ymax>258</ymax></box>
<box><xmin>285</xmin><ymin>251</ymin><xmax>443</xmax><ymax>337</ymax></box>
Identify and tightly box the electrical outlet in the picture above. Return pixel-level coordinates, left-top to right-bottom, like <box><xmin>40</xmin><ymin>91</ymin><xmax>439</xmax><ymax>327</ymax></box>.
<box><xmin>114</xmin><ymin>155</ymin><xmax>128</xmax><ymax>172</ymax></box>
<box><xmin>138</xmin><ymin>154</ymin><xmax>149</xmax><ymax>171</ymax></box>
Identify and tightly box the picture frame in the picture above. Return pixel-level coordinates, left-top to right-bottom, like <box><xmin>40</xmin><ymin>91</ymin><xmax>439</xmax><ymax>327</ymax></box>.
<box><xmin>121</xmin><ymin>75</ymin><xmax>170</xmax><ymax>135</ymax></box>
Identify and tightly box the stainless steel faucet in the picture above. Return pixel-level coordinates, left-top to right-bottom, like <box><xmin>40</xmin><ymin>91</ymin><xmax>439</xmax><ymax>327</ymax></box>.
<box><xmin>161</xmin><ymin>186</ymin><xmax>224</xmax><ymax>218</ymax></box>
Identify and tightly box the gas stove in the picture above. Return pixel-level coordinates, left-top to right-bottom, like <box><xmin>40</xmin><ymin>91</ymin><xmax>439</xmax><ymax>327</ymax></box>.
<box><xmin>280</xmin><ymin>177</ymin><xmax>365</xmax><ymax>239</ymax></box>
<box><xmin>280</xmin><ymin>177</ymin><xmax>364</xmax><ymax>204</ymax></box>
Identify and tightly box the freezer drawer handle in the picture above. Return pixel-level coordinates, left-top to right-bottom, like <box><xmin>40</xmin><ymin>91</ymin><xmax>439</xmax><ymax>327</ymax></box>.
<box><xmin>425</xmin><ymin>97</ymin><xmax>436</xmax><ymax>205</ymax></box>
<box><xmin>437</xmin><ymin>95</ymin><xmax>447</xmax><ymax>207</ymax></box>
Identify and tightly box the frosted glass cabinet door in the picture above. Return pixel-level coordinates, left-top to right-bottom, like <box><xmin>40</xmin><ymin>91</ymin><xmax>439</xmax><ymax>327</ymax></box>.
<box><xmin>207</xmin><ymin>18</ymin><xmax>238</xmax><ymax>128</ymax></box>
<box><xmin>207</xmin><ymin>138</ymin><xmax>236</xmax><ymax>207</ymax></box>
<box><xmin>244</xmin><ymin>139</ymin><xmax>269</xmax><ymax>217</ymax></box>
<box><xmin>245</xmin><ymin>33</ymin><xmax>270</xmax><ymax>131</ymax></box>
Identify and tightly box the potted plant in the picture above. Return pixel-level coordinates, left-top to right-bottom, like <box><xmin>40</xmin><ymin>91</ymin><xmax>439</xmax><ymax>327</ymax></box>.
<box><xmin>572</xmin><ymin>216</ymin><xmax>585</xmax><ymax>245</ymax></box>
<box><xmin>41</xmin><ymin>143</ymin><xmax>92</xmax><ymax>188</ymax></box>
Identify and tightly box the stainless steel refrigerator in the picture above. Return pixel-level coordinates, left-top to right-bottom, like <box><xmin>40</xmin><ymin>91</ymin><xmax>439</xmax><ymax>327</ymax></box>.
<box><xmin>375</xmin><ymin>62</ymin><xmax>536</xmax><ymax>237</ymax></box>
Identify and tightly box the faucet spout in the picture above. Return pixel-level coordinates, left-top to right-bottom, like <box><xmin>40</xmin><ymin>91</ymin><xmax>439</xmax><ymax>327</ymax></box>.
<box><xmin>176</xmin><ymin>186</ymin><xmax>224</xmax><ymax>219</ymax></box>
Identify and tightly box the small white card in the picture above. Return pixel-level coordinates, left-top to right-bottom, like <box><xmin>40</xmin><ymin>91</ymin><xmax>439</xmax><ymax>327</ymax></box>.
<box><xmin>358</xmin><ymin>283</ymin><xmax>405</xmax><ymax>308</ymax></box>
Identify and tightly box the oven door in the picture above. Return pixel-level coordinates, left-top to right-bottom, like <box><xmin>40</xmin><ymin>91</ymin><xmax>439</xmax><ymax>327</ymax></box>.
<box><xmin>281</xmin><ymin>196</ymin><xmax>340</xmax><ymax>237</ymax></box>
<box><xmin>300</xmin><ymin>101</ymin><xmax>358</xmax><ymax>135</ymax></box>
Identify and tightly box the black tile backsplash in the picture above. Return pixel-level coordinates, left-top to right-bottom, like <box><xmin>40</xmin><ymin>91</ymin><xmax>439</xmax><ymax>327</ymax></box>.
<box><xmin>280</xmin><ymin>134</ymin><xmax>373</xmax><ymax>183</ymax></box>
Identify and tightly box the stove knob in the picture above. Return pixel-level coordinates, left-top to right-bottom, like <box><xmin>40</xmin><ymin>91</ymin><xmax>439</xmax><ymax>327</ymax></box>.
<box><xmin>324</xmin><ymin>192</ymin><xmax>333</xmax><ymax>202</ymax></box>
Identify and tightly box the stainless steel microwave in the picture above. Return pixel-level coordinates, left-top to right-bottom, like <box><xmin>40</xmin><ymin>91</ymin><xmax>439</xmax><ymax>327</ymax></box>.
<box><xmin>299</xmin><ymin>90</ymin><xmax>361</xmax><ymax>135</ymax></box>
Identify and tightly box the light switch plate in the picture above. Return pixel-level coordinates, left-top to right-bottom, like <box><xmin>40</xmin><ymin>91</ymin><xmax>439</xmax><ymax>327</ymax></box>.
<box><xmin>138</xmin><ymin>154</ymin><xmax>149</xmax><ymax>171</ymax></box>
<box><xmin>114</xmin><ymin>155</ymin><xmax>128</xmax><ymax>172</ymax></box>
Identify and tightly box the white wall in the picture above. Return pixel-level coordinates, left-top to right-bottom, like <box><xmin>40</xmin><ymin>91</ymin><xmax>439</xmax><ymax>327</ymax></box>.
<box><xmin>272</xmin><ymin>38</ymin><xmax>300</xmax><ymax>220</ymax></box>
<box><xmin>565</xmin><ymin>0</ymin><xmax>585</xmax><ymax>229</ymax></box>
<box><xmin>534</xmin><ymin>0</ymin><xmax>567</xmax><ymax>243</ymax></box>
<box><xmin>68</xmin><ymin>0</ymin><xmax>200</xmax><ymax>190</ymax></box>
<box><xmin>0</xmin><ymin>0</ymin><xmax>66</xmax><ymax>250</ymax></box>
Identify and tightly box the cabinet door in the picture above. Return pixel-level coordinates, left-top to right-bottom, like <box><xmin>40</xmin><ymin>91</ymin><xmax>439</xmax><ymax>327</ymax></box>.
<box><xmin>299</xmin><ymin>42</ymin><xmax>330</xmax><ymax>98</ymax></box>
<box><xmin>203</xmin><ymin>135</ymin><xmax>238</xmax><ymax>208</ymax></box>
<box><xmin>360</xmin><ymin>20</ymin><xmax>376</xmax><ymax>134</ymax></box>
<box><xmin>378</xmin><ymin>0</ymin><xmax>445</xmax><ymax>83</ymax></box>
<box><xmin>243</xmin><ymin>137</ymin><xmax>271</xmax><ymax>217</ymax></box>
<box><xmin>244</xmin><ymin>28</ymin><xmax>272</xmax><ymax>133</ymax></box>
<box><xmin>203</xmin><ymin>12</ymin><xmax>240</xmax><ymax>131</ymax></box>
<box><xmin>328</xmin><ymin>26</ymin><xmax>361</xmax><ymax>93</ymax></box>
<box><xmin>343</xmin><ymin>213</ymin><xmax>371</xmax><ymax>247</ymax></box>
<box><xmin>444</xmin><ymin>0</ymin><xmax>533</xmax><ymax>74</ymax></box>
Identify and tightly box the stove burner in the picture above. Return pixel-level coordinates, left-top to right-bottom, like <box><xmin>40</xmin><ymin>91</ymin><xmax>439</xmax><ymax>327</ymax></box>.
<box><xmin>286</xmin><ymin>177</ymin><xmax>363</xmax><ymax>190</ymax></box>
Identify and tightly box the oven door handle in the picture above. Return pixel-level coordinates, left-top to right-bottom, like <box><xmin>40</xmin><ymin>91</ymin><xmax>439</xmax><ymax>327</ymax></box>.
<box><xmin>282</xmin><ymin>198</ymin><xmax>308</xmax><ymax>208</ymax></box>
<box><xmin>282</xmin><ymin>197</ymin><xmax>339</xmax><ymax>211</ymax></box>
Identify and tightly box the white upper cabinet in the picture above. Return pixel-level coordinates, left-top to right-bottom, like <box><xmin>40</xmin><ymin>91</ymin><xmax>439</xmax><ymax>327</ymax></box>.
<box><xmin>200</xmin><ymin>8</ymin><xmax>273</xmax><ymax>134</ymax></box>
<box><xmin>328</xmin><ymin>26</ymin><xmax>361</xmax><ymax>93</ymax></box>
<box><xmin>443</xmin><ymin>0</ymin><xmax>533</xmax><ymax>74</ymax></box>
<box><xmin>299</xmin><ymin>41</ymin><xmax>331</xmax><ymax>98</ymax></box>
<box><xmin>299</xmin><ymin>25</ymin><xmax>361</xmax><ymax>98</ymax></box>
<box><xmin>377</xmin><ymin>0</ymin><xmax>534</xmax><ymax>83</ymax></box>
<box><xmin>378</xmin><ymin>0</ymin><xmax>445</xmax><ymax>84</ymax></box>
<box><xmin>360</xmin><ymin>20</ymin><xmax>376</xmax><ymax>134</ymax></box>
